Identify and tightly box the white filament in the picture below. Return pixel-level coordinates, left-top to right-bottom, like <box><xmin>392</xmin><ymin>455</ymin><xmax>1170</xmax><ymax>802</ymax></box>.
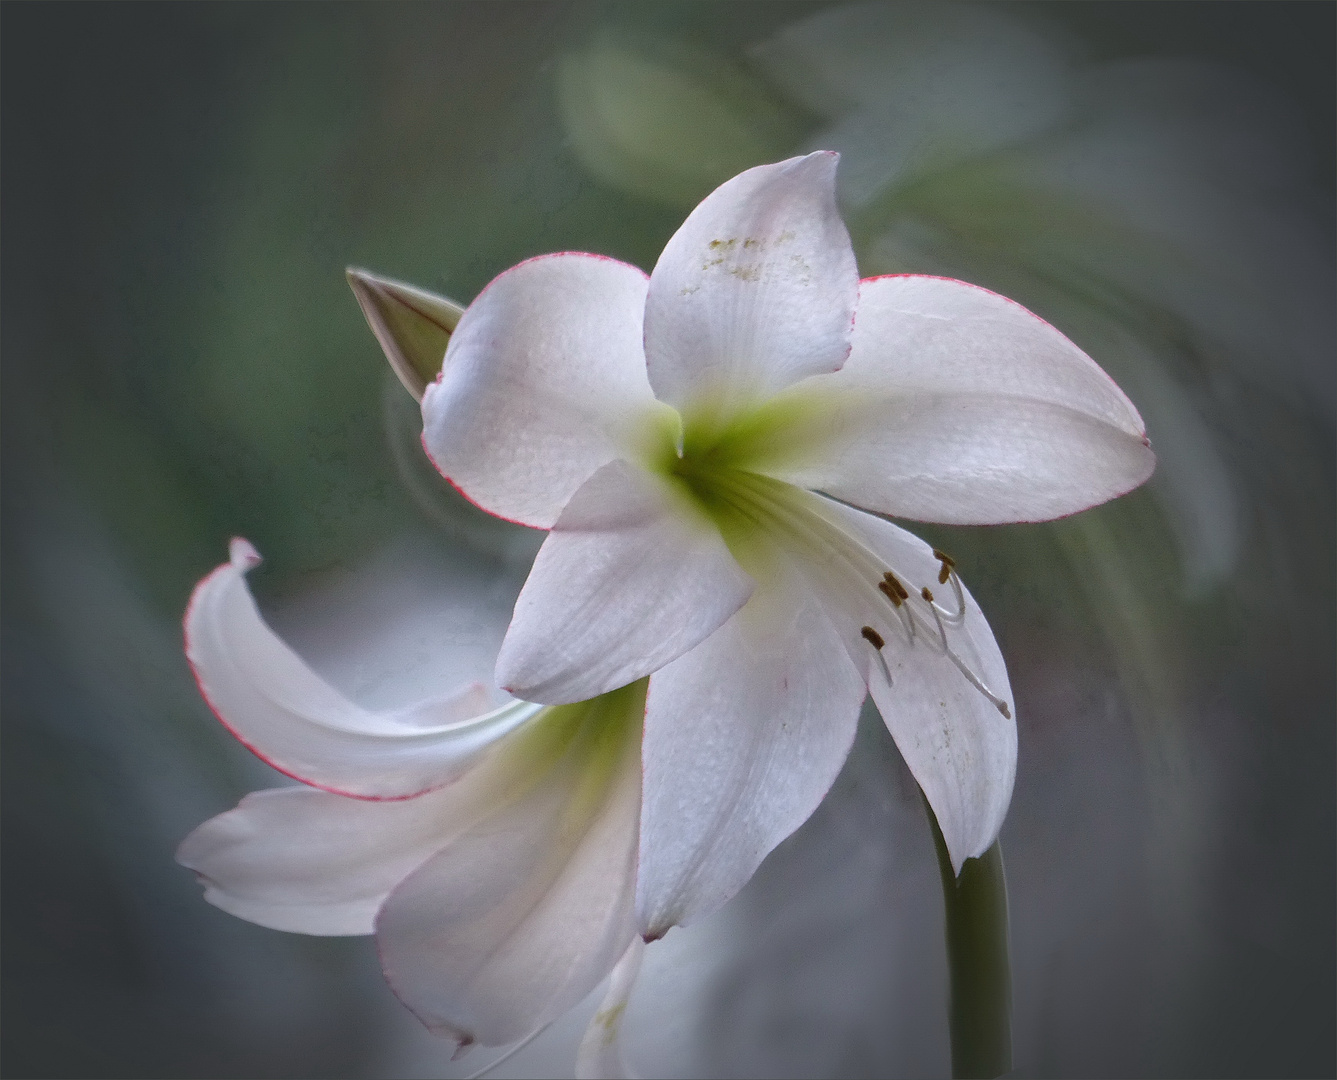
<box><xmin>703</xmin><ymin>468</ymin><xmax>1010</xmax><ymax>717</ymax></box>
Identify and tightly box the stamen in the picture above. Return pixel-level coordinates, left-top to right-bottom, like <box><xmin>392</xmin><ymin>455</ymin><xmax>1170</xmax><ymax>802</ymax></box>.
<box><xmin>883</xmin><ymin>571</ymin><xmax>910</xmax><ymax>601</ymax></box>
<box><xmin>879</xmin><ymin>573</ymin><xmax>915</xmax><ymax>641</ymax></box>
<box><xmin>924</xmin><ymin>597</ymin><xmax>1012</xmax><ymax>719</ymax></box>
<box><xmin>695</xmin><ymin>468</ymin><xmax>1008</xmax><ymax>714</ymax></box>
<box><xmin>942</xmin><ymin>571</ymin><xmax>967</xmax><ymax>625</ymax></box>
<box><xmin>862</xmin><ymin>625</ymin><xmax>894</xmax><ymax>686</ymax></box>
<box><xmin>923</xmin><ymin>567</ymin><xmax>966</xmax><ymax>627</ymax></box>
<box><xmin>464</xmin><ymin>1021</ymin><xmax>555</xmax><ymax>1080</ymax></box>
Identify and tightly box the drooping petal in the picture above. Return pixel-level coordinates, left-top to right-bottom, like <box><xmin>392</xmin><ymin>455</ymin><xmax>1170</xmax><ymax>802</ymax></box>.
<box><xmin>759</xmin><ymin>275</ymin><xmax>1156</xmax><ymax>524</ymax></box>
<box><xmin>377</xmin><ymin>684</ymin><xmax>645</xmax><ymax>1049</ymax></box>
<box><xmin>176</xmin><ymin>781</ymin><xmax>495</xmax><ymax>936</ymax></box>
<box><xmin>496</xmin><ymin>460</ymin><xmax>753</xmax><ymax>705</ymax></box>
<box><xmin>575</xmin><ymin>937</ymin><xmax>644</xmax><ymax>1080</ymax></box>
<box><xmin>643</xmin><ymin>152</ymin><xmax>859</xmax><ymax>418</ymax></box>
<box><xmin>185</xmin><ymin>539</ymin><xmax>542</xmax><ymax>799</ymax></box>
<box><xmin>814</xmin><ymin>499</ymin><xmax>1017</xmax><ymax>873</ymax></box>
<box><xmin>636</xmin><ymin>573</ymin><xmax>865</xmax><ymax>937</ymax></box>
<box><xmin>421</xmin><ymin>252</ymin><xmax>670</xmax><ymax>529</ymax></box>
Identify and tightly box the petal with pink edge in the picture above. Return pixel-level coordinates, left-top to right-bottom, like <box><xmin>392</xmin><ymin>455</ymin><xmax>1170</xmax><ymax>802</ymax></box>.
<box><xmin>185</xmin><ymin>539</ymin><xmax>542</xmax><ymax>799</ymax></box>
<box><xmin>422</xmin><ymin>252</ymin><xmax>670</xmax><ymax>529</ymax></box>
<box><xmin>760</xmin><ymin>275</ymin><xmax>1156</xmax><ymax>524</ymax></box>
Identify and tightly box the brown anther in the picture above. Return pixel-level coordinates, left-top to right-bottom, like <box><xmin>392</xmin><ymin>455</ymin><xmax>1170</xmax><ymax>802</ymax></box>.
<box><xmin>877</xmin><ymin>579</ymin><xmax>903</xmax><ymax>608</ymax></box>
<box><xmin>882</xmin><ymin>571</ymin><xmax>909</xmax><ymax>600</ymax></box>
<box><xmin>860</xmin><ymin>626</ymin><xmax>885</xmax><ymax>650</ymax></box>
<box><xmin>921</xmin><ymin>586</ymin><xmax>934</xmax><ymax>602</ymax></box>
<box><xmin>933</xmin><ymin>549</ymin><xmax>955</xmax><ymax>584</ymax></box>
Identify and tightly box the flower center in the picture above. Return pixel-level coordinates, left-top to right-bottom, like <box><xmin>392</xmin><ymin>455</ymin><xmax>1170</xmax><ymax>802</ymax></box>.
<box><xmin>669</xmin><ymin>456</ymin><xmax>1011</xmax><ymax>719</ymax></box>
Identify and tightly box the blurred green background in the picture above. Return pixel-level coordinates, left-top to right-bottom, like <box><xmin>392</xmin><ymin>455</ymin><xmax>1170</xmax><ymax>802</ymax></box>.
<box><xmin>3</xmin><ymin>3</ymin><xmax>1332</xmax><ymax>1077</ymax></box>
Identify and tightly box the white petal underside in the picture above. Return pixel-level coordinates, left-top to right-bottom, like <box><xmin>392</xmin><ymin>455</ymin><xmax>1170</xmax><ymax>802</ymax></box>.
<box><xmin>496</xmin><ymin>460</ymin><xmax>753</xmax><ymax>704</ymax></box>
<box><xmin>174</xmin><ymin>681</ymin><xmax>594</xmax><ymax>937</ymax></box>
<box><xmin>184</xmin><ymin>540</ymin><xmax>541</xmax><ymax>799</ymax></box>
<box><xmin>636</xmin><ymin>566</ymin><xmax>865</xmax><ymax>936</ymax></box>
<box><xmin>421</xmin><ymin>253</ymin><xmax>665</xmax><ymax>529</ymax></box>
<box><xmin>175</xmin><ymin>779</ymin><xmax>500</xmax><ymax>936</ymax></box>
<box><xmin>764</xmin><ymin>275</ymin><xmax>1155</xmax><ymax>524</ymax></box>
<box><xmin>377</xmin><ymin>688</ymin><xmax>644</xmax><ymax>1048</ymax></box>
<box><xmin>643</xmin><ymin>152</ymin><xmax>859</xmax><ymax>416</ymax></box>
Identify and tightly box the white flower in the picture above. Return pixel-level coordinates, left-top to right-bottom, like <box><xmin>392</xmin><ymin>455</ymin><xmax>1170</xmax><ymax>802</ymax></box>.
<box><xmin>181</xmin><ymin>154</ymin><xmax>1151</xmax><ymax>1073</ymax></box>
<box><xmin>177</xmin><ymin>538</ymin><xmax>645</xmax><ymax>1072</ymax></box>
<box><xmin>419</xmin><ymin>151</ymin><xmax>1154</xmax><ymax>929</ymax></box>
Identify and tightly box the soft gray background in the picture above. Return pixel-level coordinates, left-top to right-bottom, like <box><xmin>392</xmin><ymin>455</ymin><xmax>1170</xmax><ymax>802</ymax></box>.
<box><xmin>3</xmin><ymin>3</ymin><xmax>1333</xmax><ymax>1077</ymax></box>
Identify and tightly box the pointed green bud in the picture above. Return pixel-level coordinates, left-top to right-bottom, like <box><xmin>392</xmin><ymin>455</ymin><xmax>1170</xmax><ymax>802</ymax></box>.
<box><xmin>346</xmin><ymin>268</ymin><xmax>465</xmax><ymax>401</ymax></box>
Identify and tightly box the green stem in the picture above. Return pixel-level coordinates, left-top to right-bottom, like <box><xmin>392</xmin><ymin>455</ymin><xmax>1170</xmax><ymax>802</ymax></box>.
<box><xmin>924</xmin><ymin>793</ymin><xmax>1013</xmax><ymax>1079</ymax></box>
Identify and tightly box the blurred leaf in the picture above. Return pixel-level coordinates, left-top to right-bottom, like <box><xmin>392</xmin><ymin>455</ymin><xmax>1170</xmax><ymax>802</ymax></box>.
<box><xmin>557</xmin><ymin>27</ymin><xmax>809</xmax><ymax>208</ymax></box>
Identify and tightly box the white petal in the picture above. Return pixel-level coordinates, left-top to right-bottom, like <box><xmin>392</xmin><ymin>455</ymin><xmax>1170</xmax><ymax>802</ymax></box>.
<box><xmin>176</xmin><ymin>781</ymin><xmax>495</xmax><ymax>936</ymax></box>
<box><xmin>764</xmin><ymin>275</ymin><xmax>1156</xmax><ymax>524</ymax></box>
<box><xmin>636</xmin><ymin>574</ymin><xmax>865</xmax><ymax>936</ymax></box>
<box><xmin>377</xmin><ymin>687</ymin><xmax>644</xmax><ymax>1048</ymax></box>
<box><xmin>421</xmin><ymin>253</ymin><xmax>668</xmax><ymax>529</ymax></box>
<box><xmin>185</xmin><ymin>539</ymin><xmax>542</xmax><ymax>798</ymax></box>
<box><xmin>575</xmin><ymin>937</ymin><xmax>644</xmax><ymax>1080</ymax></box>
<box><xmin>496</xmin><ymin>460</ymin><xmax>753</xmax><ymax>705</ymax></box>
<box><xmin>643</xmin><ymin>152</ymin><xmax>859</xmax><ymax>416</ymax></box>
<box><xmin>818</xmin><ymin>500</ymin><xmax>1017</xmax><ymax>873</ymax></box>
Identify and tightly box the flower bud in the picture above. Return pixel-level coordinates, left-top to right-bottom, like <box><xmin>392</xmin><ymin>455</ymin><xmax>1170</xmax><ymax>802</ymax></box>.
<box><xmin>346</xmin><ymin>268</ymin><xmax>464</xmax><ymax>401</ymax></box>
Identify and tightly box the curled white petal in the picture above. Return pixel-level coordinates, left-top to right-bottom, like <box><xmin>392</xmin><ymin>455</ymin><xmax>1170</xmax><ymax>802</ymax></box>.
<box><xmin>185</xmin><ymin>539</ymin><xmax>541</xmax><ymax>799</ymax></box>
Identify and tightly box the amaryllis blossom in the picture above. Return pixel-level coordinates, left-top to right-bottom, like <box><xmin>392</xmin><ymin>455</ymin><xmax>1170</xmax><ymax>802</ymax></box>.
<box><xmin>419</xmin><ymin>151</ymin><xmax>1154</xmax><ymax>932</ymax></box>
<box><xmin>177</xmin><ymin>538</ymin><xmax>646</xmax><ymax>1073</ymax></box>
